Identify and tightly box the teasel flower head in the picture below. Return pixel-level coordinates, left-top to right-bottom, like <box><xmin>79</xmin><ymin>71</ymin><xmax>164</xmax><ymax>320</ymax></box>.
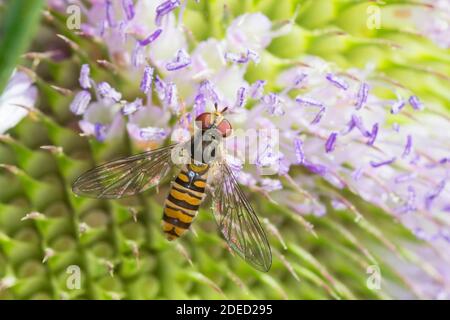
<box><xmin>2</xmin><ymin>0</ymin><xmax>450</xmax><ymax>299</ymax></box>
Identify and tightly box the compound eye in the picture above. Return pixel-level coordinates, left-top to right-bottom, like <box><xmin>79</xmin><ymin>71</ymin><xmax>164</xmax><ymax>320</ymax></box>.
<box><xmin>195</xmin><ymin>113</ymin><xmax>213</xmax><ymax>130</ymax></box>
<box><xmin>217</xmin><ymin>119</ymin><xmax>232</xmax><ymax>137</ymax></box>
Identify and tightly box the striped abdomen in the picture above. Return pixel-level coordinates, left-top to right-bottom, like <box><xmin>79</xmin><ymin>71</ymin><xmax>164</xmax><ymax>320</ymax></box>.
<box><xmin>162</xmin><ymin>163</ymin><xmax>209</xmax><ymax>240</ymax></box>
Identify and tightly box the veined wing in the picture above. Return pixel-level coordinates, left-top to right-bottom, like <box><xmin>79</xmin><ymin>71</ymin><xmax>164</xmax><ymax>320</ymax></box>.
<box><xmin>210</xmin><ymin>161</ymin><xmax>272</xmax><ymax>272</ymax></box>
<box><xmin>72</xmin><ymin>144</ymin><xmax>178</xmax><ymax>199</ymax></box>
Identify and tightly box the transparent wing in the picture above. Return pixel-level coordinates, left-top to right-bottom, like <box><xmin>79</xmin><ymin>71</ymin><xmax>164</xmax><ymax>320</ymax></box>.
<box><xmin>72</xmin><ymin>144</ymin><xmax>178</xmax><ymax>199</ymax></box>
<box><xmin>210</xmin><ymin>162</ymin><xmax>272</xmax><ymax>272</ymax></box>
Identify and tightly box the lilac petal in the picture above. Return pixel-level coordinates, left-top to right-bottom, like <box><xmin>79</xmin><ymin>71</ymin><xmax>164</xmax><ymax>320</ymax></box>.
<box><xmin>105</xmin><ymin>0</ymin><xmax>116</xmax><ymax>27</ymax></box>
<box><xmin>139</xmin><ymin>28</ymin><xmax>163</xmax><ymax>46</ymax></box>
<box><xmin>166</xmin><ymin>49</ymin><xmax>191</xmax><ymax>71</ymax></box>
<box><xmin>325</xmin><ymin>132</ymin><xmax>338</xmax><ymax>153</ymax></box>
<box><xmin>155</xmin><ymin>0</ymin><xmax>181</xmax><ymax>26</ymax></box>
<box><xmin>326</xmin><ymin>73</ymin><xmax>349</xmax><ymax>90</ymax></box>
<box><xmin>97</xmin><ymin>82</ymin><xmax>122</xmax><ymax>102</ymax></box>
<box><xmin>121</xmin><ymin>0</ymin><xmax>135</xmax><ymax>21</ymax></box>
<box><xmin>140</xmin><ymin>66</ymin><xmax>154</xmax><ymax>94</ymax></box>
<box><xmin>70</xmin><ymin>91</ymin><xmax>91</xmax><ymax>115</ymax></box>
<box><xmin>311</xmin><ymin>106</ymin><xmax>325</xmax><ymax>124</ymax></box>
<box><xmin>425</xmin><ymin>180</ymin><xmax>446</xmax><ymax>210</ymax></box>
<box><xmin>94</xmin><ymin>123</ymin><xmax>108</xmax><ymax>142</ymax></box>
<box><xmin>295</xmin><ymin>96</ymin><xmax>323</xmax><ymax>107</ymax></box>
<box><xmin>249</xmin><ymin>80</ymin><xmax>266</xmax><ymax>99</ymax></box>
<box><xmin>140</xmin><ymin>127</ymin><xmax>168</xmax><ymax>141</ymax></box>
<box><xmin>122</xmin><ymin>98</ymin><xmax>143</xmax><ymax>116</ymax></box>
<box><xmin>402</xmin><ymin>134</ymin><xmax>413</xmax><ymax>158</ymax></box>
<box><xmin>390</xmin><ymin>99</ymin><xmax>405</xmax><ymax>114</ymax></box>
<box><xmin>294</xmin><ymin>138</ymin><xmax>305</xmax><ymax>165</ymax></box>
<box><xmin>79</xmin><ymin>64</ymin><xmax>91</xmax><ymax>89</ymax></box>
<box><xmin>234</xmin><ymin>87</ymin><xmax>247</xmax><ymax>108</ymax></box>
<box><xmin>355</xmin><ymin>82</ymin><xmax>369</xmax><ymax>110</ymax></box>
<box><xmin>370</xmin><ymin>157</ymin><xmax>396</xmax><ymax>168</ymax></box>
<box><xmin>367</xmin><ymin>123</ymin><xmax>378</xmax><ymax>146</ymax></box>
<box><xmin>409</xmin><ymin>95</ymin><xmax>424</xmax><ymax>111</ymax></box>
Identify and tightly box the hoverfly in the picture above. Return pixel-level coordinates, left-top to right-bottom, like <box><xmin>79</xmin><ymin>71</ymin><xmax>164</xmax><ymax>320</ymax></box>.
<box><xmin>72</xmin><ymin>104</ymin><xmax>272</xmax><ymax>272</ymax></box>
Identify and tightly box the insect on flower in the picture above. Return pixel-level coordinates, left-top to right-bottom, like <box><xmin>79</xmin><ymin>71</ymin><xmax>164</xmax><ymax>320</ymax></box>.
<box><xmin>72</xmin><ymin>103</ymin><xmax>272</xmax><ymax>272</ymax></box>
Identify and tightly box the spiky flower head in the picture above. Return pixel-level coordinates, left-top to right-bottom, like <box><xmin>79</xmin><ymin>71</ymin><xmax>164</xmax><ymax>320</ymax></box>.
<box><xmin>1</xmin><ymin>0</ymin><xmax>450</xmax><ymax>299</ymax></box>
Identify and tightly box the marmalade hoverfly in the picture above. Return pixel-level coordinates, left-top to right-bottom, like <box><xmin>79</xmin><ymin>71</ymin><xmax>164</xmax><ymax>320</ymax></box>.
<box><xmin>72</xmin><ymin>104</ymin><xmax>272</xmax><ymax>271</ymax></box>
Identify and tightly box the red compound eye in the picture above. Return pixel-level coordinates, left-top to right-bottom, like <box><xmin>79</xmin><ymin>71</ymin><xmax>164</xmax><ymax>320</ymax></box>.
<box><xmin>195</xmin><ymin>112</ymin><xmax>213</xmax><ymax>130</ymax></box>
<box><xmin>217</xmin><ymin>119</ymin><xmax>232</xmax><ymax>137</ymax></box>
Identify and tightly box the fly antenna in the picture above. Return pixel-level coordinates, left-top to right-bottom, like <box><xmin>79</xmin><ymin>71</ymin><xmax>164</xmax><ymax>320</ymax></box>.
<box><xmin>221</xmin><ymin>106</ymin><xmax>229</xmax><ymax>114</ymax></box>
<box><xmin>214</xmin><ymin>102</ymin><xmax>218</xmax><ymax>112</ymax></box>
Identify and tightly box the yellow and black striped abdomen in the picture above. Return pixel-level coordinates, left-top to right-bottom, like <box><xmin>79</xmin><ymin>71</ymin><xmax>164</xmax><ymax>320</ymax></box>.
<box><xmin>162</xmin><ymin>163</ymin><xmax>209</xmax><ymax>240</ymax></box>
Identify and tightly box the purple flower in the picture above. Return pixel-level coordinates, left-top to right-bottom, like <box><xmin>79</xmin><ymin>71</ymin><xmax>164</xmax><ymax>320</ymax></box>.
<box><xmin>326</xmin><ymin>73</ymin><xmax>349</xmax><ymax>90</ymax></box>
<box><xmin>396</xmin><ymin>186</ymin><xmax>417</xmax><ymax>214</ymax></box>
<box><xmin>97</xmin><ymin>82</ymin><xmax>122</xmax><ymax>102</ymax></box>
<box><xmin>294</xmin><ymin>138</ymin><xmax>305</xmax><ymax>165</ymax></box>
<box><xmin>293</xmin><ymin>73</ymin><xmax>308</xmax><ymax>87</ymax></box>
<box><xmin>154</xmin><ymin>75</ymin><xmax>167</xmax><ymax>101</ymax></box>
<box><xmin>325</xmin><ymin>132</ymin><xmax>338</xmax><ymax>153</ymax></box>
<box><xmin>121</xmin><ymin>0</ymin><xmax>135</xmax><ymax>21</ymax></box>
<box><xmin>367</xmin><ymin>123</ymin><xmax>379</xmax><ymax>146</ymax></box>
<box><xmin>94</xmin><ymin>122</ymin><xmax>109</xmax><ymax>142</ymax></box>
<box><xmin>295</xmin><ymin>96</ymin><xmax>323</xmax><ymax>107</ymax></box>
<box><xmin>390</xmin><ymin>99</ymin><xmax>406</xmax><ymax>114</ymax></box>
<box><xmin>402</xmin><ymin>134</ymin><xmax>413</xmax><ymax>158</ymax></box>
<box><xmin>344</xmin><ymin>114</ymin><xmax>371</xmax><ymax>137</ymax></box>
<box><xmin>155</xmin><ymin>0</ymin><xmax>181</xmax><ymax>26</ymax></box>
<box><xmin>198</xmin><ymin>80</ymin><xmax>219</xmax><ymax>105</ymax></box>
<box><xmin>140</xmin><ymin>66</ymin><xmax>154</xmax><ymax>94</ymax></box>
<box><xmin>166</xmin><ymin>49</ymin><xmax>191</xmax><ymax>71</ymax></box>
<box><xmin>249</xmin><ymin>80</ymin><xmax>266</xmax><ymax>99</ymax></box>
<box><xmin>131</xmin><ymin>43</ymin><xmax>145</xmax><ymax>67</ymax></box>
<box><xmin>139</xmin><ymin>28</ymin><xmax>163</xmax><ymax>46</ymax></box>
<box><xmin>193</xmin><ymin>93</ymin><xmax>206</xmax><ymax>116</ymax></box>
<box><xmin>425</xmin><ymin>180</ymin><xmax>446</xmax><ymax>210</ymax></box>
<box><xmin>263</xmin><ymin>93</ymin><xmax>285</xmax><ymax>116</ymax></box>
<box><xmin>303</xmin><ymin>160</ymin><xmax>328</xmax><ymax>176</ymax></box>
<box><xmin>370</xmin><ymin>157</ymin><xmax>396</xmax><ymax>168</ymax></box>
<box><xmin>79</xmin><ymin>64</ymin><xmax>91</xmax><ymax>89</ymax></box>
<box><xmin>234</xmin><ymin>87</ymin><xmax>247</xmax><ymax>108</ymax></box>
<box><xmin>165</xmin><ymin>82</ymin><xmax>179</xmax><ymax>113</ymax></box>
<box><xmin>70</xmin><ymin>90</ymin><xmax>91</xmax><ymax>115</ymax></box>
<box><xmin>122</xmin><ymin>98</ymin><xmax>143</xmax><ymax>116</ymax></box>
<box><xmin>409</xmin><ymin>95</ymin><xmax>424</xmax><ymax>111</ymax></box>
<box><xmin>311</xmin><ymin>107</ymin><xmax>325</xmax><ymax>125</ymax></box>
<box><xmin>105</xmin><ymin>0</ymin><xmax>116</xmax><ymax>28</ymax></box>
<box><xmin>355</xmin><ymin>82</ymin><xmax>369</xmax><ymax>110</ymax></box>
<box><xmin>225</xmin><ymin>49</ymin><xmax>260</xmax><ymax>64</ymax></box>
